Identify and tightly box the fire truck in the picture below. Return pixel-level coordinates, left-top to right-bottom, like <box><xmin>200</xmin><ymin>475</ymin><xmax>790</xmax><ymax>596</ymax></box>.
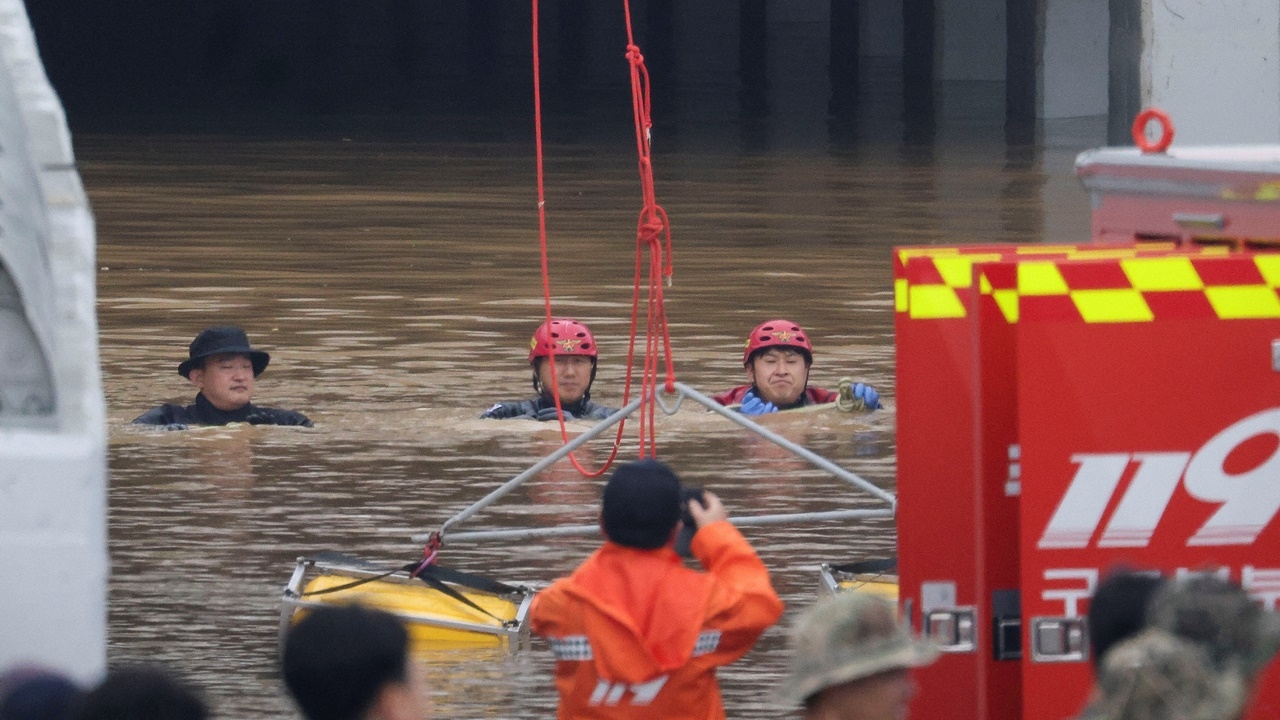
<box><xmin>895</xmin><ymin>114</ymin><xmax>1280</xmax><ymax>720</ymax></box>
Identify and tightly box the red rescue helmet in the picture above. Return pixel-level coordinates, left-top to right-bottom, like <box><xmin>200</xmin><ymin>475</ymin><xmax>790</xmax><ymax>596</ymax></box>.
<box><xmin>528</xmin><ymin>318</ymin><xmax>599</xmax><ymax>364</ymax></box>
<box><xmin>742</xmin><ymin>319</ymin><xmax>813</xmax><ymax>366</ymax></box>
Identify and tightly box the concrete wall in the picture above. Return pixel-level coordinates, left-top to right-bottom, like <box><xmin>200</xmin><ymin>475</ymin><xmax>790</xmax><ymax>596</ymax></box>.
<box><xmin>939</xmin><ymin>0</ymin><xmax>1005</xmax><ymax>81</ymax></box>
<box><xmin>1041</xmin><ymin>0</ymin><xmax>1109</xmax><ymax>119</ymax></box>
<box><xmin>861</xmin><ymin>0</ymin><xmax>903</xmax><ymax>58</ymax></box>
<box><xmin>0</xmin><ymin>0</ymin><xmax>107</xmax><ymax>684</ymax></box>
<box><xmin>768</xmin><ymin>0</ymin><xmax>830</xmax><ymax>141</ymax></box>
<box><xmin>1144</xmin><ymin>0</ymin><xmax>1280</xmax><ymax>143</ymax></box>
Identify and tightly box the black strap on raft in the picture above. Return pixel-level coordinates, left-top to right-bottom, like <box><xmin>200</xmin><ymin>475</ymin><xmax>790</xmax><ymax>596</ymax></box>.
<box><xmin>829</xmin><ymin>556</ymin><xmax>897</xmax><ymax>575</ymax></box>
<box><xmin>299</xmin><ymin>551</ymin><xmax>523</xmax><ymax>627</ymax></box>
<box><xmin>411</xmin><ymin>566</ymin><xmax>516</xmax><ymax>627</ymax></box>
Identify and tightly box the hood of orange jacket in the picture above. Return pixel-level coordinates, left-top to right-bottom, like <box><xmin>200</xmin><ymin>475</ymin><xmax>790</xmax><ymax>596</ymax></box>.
<box><xmin>559</xmin><ymin>542</ymin><xmax>716</xmax><ymax>683</ymax></box>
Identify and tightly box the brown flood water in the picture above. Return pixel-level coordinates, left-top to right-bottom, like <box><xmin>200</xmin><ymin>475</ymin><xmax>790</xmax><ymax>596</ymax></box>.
<box><xmin>84</xmin><ymin>126</ymin><xmax>1092</xmax><ymax>719</ymax></box>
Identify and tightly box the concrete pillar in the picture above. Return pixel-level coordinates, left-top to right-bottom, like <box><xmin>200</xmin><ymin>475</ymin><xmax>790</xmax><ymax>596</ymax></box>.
<box><xmin>1040</xmin><ymin>0</ymin><xmax>1109</xmax><ymax>119</ymax></box>
<box><xmin>939</xmin><ymin>0</ymin><xmax>1005</xmax><ymax>83</ymax></box>
<box><xmin>1007</xmin><ymin>0</ymin><xmax>1037</xmax><ymax>122</ymax></box>
<box><xmin>901</xmin><ymin>0</ymin><xmax>935</xmax><ymax>118</ymax></box>
<box><xmin>766</xmin><ymin>0</ymin><xmax>829</xmax><ymax>142</ymax></box>
<box><xmin>829</xmin><ymin>0</ymin><xmax>859</xmax><ymax>118</ymax></box>
<box><xmin>739</xmin><ymin>0</ymin><xmax>767</xmax><ymax>118</ymax></box>
<box><xmin>0</xmin><ymin>0</ymin><xmax>107</xmax><ymax>684</ymax></box>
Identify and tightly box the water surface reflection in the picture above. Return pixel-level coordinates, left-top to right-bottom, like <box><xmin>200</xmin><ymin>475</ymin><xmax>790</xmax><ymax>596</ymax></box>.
<box><xmin>87</xmin><ymin>127</ymin><xmax>1090</xmax><ymax>718</ymax></box>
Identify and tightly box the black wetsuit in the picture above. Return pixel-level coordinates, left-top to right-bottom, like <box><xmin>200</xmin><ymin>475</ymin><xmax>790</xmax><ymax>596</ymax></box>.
<box><xmin>132</xmin><ymin>393</ymin><xmax>313</xmax><ymax>429</ymax></box>
<box><xmin>480</xmin><ymin>394</ymin><xmax>616</xmax><ymax>421</ymax></box>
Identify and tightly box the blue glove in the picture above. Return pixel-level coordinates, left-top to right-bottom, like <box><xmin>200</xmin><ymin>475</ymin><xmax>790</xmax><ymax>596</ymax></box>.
<box><xmin>739</xmin><ymin>391</ymin><xmax>778</xmax><ymax>416</ymax></box>
<box><xmin>534</xmin><ymin>406</ymin><xmax>575</xmax><ymax>422</ymax></box>
<box><xmin>853</xmin><ymin>383</ymin><xmax>881</xmax><ymax>410</ymax></box>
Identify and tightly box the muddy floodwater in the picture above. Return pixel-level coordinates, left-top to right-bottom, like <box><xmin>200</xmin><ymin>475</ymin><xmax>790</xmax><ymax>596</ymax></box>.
<box><xmin>85</xmin><ymin>117</ymin><xmax>1094</xmax><ymax>718</ymax></box>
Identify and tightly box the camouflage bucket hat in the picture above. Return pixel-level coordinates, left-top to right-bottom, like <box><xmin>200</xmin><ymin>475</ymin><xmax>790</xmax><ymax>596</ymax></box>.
<box><xmin>777</xmin><ymin>591</ymin><xmax>939</xmax><ymax>706</ymax></box>
<box><xmin>1080</xmin><ymin>628</ymin><xmax>1246</xmax><ymax>720</ymax></box>
<box><xmin>1146</xmin><ymin>574</ymin><xmax>1280</xmax><ymax>678</ymax></box>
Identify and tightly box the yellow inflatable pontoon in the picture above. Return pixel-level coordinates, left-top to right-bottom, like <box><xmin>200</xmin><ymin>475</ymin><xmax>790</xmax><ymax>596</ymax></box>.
<box><xmin>819</xmin><ymin>559</ymin><xmax>899</xmax><ymax>601</ymax></box>
<box><xmin>280</xmin><ymin>555</ymin><xmax>534</xmax><ymax>651</ymax></box>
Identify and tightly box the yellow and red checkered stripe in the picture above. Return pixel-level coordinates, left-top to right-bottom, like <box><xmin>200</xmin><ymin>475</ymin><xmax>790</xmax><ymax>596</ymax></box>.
<box><xmin>894</xmin><ymin>244</ymin><xmax>1227</xmax><ymax>321</ymax></box>
<box><xmin>986</xmin><ymin>254</ymin><xmax>1280</xmax><ymax>323</ymax></box>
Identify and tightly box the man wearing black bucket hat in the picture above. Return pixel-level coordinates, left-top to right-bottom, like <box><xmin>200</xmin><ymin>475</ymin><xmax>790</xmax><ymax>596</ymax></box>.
<box><xmin>529</xmin><ymin>459</ymin><xmax>783</xmax><ymax>720</ymax></box>
<box><xmin>132</xmin><ymin>326</ymin><xmax>312</xmax><ymax>429</ymax></box>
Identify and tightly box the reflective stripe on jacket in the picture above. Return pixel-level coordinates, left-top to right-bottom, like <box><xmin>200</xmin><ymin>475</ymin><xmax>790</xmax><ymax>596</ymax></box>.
<box><xmin>529</xmin><ymin>521</ymin><xmax>784</xmax><ymax>720</ymax></box>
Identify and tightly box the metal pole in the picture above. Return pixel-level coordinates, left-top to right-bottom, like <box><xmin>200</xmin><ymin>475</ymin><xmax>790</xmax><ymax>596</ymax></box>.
<box><xmin>440</xmin><ymin>508</ymin><xmax>895</xmax><ymax>544</ymax></box>
<box><xmin>669</xmin><ymin>382</ymin><xmax>898</xmax><ymax>507</ymax></box>
<box><xmin>416</xmin><ymin>396</ymin><xmax>646</xmax><ymax>542</ymax></box>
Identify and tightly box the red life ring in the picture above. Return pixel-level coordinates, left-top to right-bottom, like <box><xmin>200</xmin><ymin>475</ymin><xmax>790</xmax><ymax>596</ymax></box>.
<box><xmin>1132</xmin><ymin>108</ymin><xmax>1175</xmax><ymax>153</ymax></box>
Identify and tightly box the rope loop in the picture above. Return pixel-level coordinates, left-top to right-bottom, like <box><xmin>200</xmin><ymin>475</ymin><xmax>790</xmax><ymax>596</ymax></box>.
<box><xmin>528</xmin><ymin>0</ymin><xmax>675</xmax><ymax>468</ymax></box>
<box><xmin>835</xmin><ymin>377</ymin><xmax>868</xmax><ymax>413</ymax></box>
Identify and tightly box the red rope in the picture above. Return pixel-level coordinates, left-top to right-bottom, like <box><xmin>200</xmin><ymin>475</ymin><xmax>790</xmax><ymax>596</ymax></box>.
<box><xmin>621</xmin><ymin>0</ymin><xmax>676</xmax><ymax>457</ymax></box>
<box><xmin>529</xmin><ymin>0</ymin><xmax>675</xmax><ymax>471</ymax></box>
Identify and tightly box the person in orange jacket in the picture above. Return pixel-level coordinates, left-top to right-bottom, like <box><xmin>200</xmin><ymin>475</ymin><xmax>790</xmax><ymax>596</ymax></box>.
<box><xmin>529</xmin><ymin>459</ymin><xmax>785</xmax><ymax>720</ymax></box>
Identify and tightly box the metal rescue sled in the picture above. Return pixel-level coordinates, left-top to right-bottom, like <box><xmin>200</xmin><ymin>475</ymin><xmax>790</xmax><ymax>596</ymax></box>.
<box><xmin>895</xmin><ymin>115</ymin><xmax>1280</xmax><ymax>720</ymax></box>
<box><xmin>280</xmin><ymin>552</ymin><xmax>535</xmax><ymax>650</ymax></box>
<box><xmin>281</xmin><ymin>0</ymin><xmax>900</xmax><ymax>654</ymax></box>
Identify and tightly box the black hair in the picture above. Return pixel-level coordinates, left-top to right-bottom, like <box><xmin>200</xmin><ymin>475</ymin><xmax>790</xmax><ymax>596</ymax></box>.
<box><xmin>601</xmin><ymin>459</ymin><xmax>683</xmax><ymax>549</ymax></box>
<box><xmin>1</xmin><ymin>672</ymin><xmax>82</xmax><ymax>720</ymax></box>
<box><xmin>73</xmin><ymin>666</ymin><xmax>206</xmax><ymax>720</ymax></box>
<box><xmin>281</xmin><ymin>605</ymin><xmax>410</xmax><ymax>720</ymax></box>
<box><xmin>1088</xmin><ymin>568</ymin><xmax>1166</xmax><ymax>670</ymax></box>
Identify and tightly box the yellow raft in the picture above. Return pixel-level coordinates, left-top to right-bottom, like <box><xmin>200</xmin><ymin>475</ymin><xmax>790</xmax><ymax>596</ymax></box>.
<box><xmin>819</xmin><ymin>560</ymin><xmax>899</xmax><ymax>601</ymax></box>
<box><xmin>280</xmin><ymin>556</ymin><xmax>533</xmax><ymax>651</ymax></box>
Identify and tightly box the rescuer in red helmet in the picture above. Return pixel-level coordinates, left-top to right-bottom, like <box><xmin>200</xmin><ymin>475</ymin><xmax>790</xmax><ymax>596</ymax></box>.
<box><xmin>481</xmin><ymin>318</ymin><xmax>618</xmax><ymax>421</ymax></box>
<box><xmin>711</xmin><ymin>319</ymin><xmax>881</xmax><ymax>415</ymax></box>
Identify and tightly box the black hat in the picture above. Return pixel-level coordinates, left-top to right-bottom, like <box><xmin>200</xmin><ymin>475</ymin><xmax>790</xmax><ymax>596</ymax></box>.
<box><xmin>177</xmin><ymin>326</ymin><xmax>270</xmax><ymax>378</ymax></box>
<box><xmin>601</xmin><ymin>459</ymin><xmax>683</xmax><ymax>549</ymax></box>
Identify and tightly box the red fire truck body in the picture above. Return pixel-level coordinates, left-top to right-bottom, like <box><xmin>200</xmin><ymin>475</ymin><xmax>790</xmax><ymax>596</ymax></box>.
<box><xmin>895</xmin><ymin>144</ymin><xmax>1280</xmax><ymax>720</ymax></box>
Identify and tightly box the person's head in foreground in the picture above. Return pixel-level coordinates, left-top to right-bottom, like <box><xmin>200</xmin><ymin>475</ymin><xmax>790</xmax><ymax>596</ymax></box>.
<box><xmin>778</xmin><ymin>591</ymin><xmax>939</xmax><ymax>720</ymax></box>
<box><xmin>1145</xmin><ymin>573</ymin><xmax>1280</xmax><ymax>683</ymax></box>
<box><xmin>74</xmin><ymin>666</ymin><xmax>207</xmax><ymax>720</ymax></box>
<box><xmin>1078</xmin><ymin>628</ymin><xmax>1247</xmax><ymax>720</ymax></box>
<box><xmin>179</xmin><ymin>326</ymin><xmax>270</xmax><ymax>411</ymax></box>
<box><xmin>282</xmin><ymin>604</ymin><xmax>423</xmax><ymax>720</ymax></box>
<box><xmin>600</xmin><ymin>458</ymin><xmax>685</xmax><ymax>549</ymax></box>
<box><xmin>1088</xmin><ymin>567</ymin><xmax>1167</xmax><ymax>669</ymax></box>
<box><xmin>0</xmin><ymin>666</ymin><xmax>81</xmax><ymax>720</ymax></box>
<box><xmin>741</xmin><ymin>319</ymin><xmax>815</xmax><ymax>407</ymax></box>
<box><xmin>528</xmin><ymin>318</ymin><xmax>599</xmax><ymax>407</ymax></box>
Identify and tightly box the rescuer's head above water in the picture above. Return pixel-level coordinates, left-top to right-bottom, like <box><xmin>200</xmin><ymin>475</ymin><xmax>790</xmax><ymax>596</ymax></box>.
<box><xmin>131</xmin><ymin>325</ymin><xmax>312</xmax><ymax>430</ymax></box>
<box><xmin>479</xmin><ymin>318</ymin><xmax>618</xmax><ymax>422</ymax></box>
<box><xmin>778</xmin><ymin>590</ymin><xmax>939</xmax><ymax>720</ymax></box>
<box><xmin>741</xmin><ymin>318</ymin><xmax>816</xmax><ymax>408</ymax></box>
<box><xmin>709</xmin><ymin>318</ymin><xmax>881</xmax><ymax>414</ymax></box>
<box><xmin>178</xmin><ymin>325</ymin><xmax>271</xmax><ymax>411</ymax></box>
<box><xmin>528</xmin><ymin>317</ymin><xmax>598</xmax><ymax>407</ymax></box>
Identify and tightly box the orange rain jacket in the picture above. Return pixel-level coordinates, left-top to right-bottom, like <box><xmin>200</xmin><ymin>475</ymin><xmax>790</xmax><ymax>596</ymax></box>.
<box><xmin>529</xmin><ymin>521</ymin><xmax>784</xmax><ymax>720</ymax></box>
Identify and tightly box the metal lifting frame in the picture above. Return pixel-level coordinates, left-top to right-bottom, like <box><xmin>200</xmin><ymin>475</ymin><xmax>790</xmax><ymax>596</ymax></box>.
<box><xmin>412</xmin><ymin>382</ymin><xmax>896</xmax><ymax>545</ymax></box>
